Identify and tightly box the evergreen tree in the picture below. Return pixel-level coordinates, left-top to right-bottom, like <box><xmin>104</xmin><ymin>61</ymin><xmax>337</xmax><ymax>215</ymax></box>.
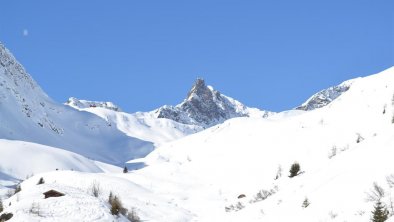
<box><xmin>14</xmin><ymin>185</ymin><xmax>21</xmax><ymax>194</ymax></box>
<box><xmin>37</xmin><ymin>177</ymin><xmax>45</xmax><ymax>185</ymax></box>
<box><xmin>289</xmin><ymin>162</ymin><xmax>301</xmax><ymax>178</ymax></box>
<box><xmin>0</xmin><ymin>198</ymin><xmax>3</xmax><ymax>213</ymax></box>
<box><xmin>302</xmin><ymin>197</ymin><xmax>310</xmax><ymax>208</ymax></box>
<box><xmin>371</xmin><ymin>201</ymin><xmax>389</xmax><ymax>222</ymax></box>
<box><xmin>123</xmin><ymin>166</ymin><xmax>128</xmax><ymax>174</ymax></box>
<box><xmin>108</xmin><ymin>191</ymin><xmax>113</xmax><ymax>204</ymax></box>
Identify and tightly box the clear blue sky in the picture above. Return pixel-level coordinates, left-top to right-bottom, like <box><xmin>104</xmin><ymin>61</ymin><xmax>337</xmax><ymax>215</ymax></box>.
<box><xmin>1</xmin><ymin>0</ymin><xmax>393</xmax><ymax>112</ymax></box>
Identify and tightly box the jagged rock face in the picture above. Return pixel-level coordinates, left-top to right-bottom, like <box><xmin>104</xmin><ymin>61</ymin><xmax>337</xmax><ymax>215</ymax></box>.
<box><xmin>156</xmin><ymin>79</ymin><xmax>255</xmax><ymax>127</ymax></box>
<box><xmin>66</xmin><ymin>97</ymin><xmax>121</xmax><ymax>111</ymax></box>
<box><xmin>296</xmin><ymin>81</ymin><xmax>353</xmax><ymax>111</ymax></box>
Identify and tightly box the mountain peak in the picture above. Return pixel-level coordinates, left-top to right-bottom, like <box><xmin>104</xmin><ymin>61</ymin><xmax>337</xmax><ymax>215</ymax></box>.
<box><xmin>186</xmin><ymin>78</ymin><xmax>209</xmax><ymax>101</ymax></box>
<box><xmin>193</xmin><ymin>78</ymin><xmax>206</xmax><ymax>89</ymax></box>
<box><xmin>156</xmin><ymin>79</ymin><xmax>270</xmax><ymax>127</ymax></box>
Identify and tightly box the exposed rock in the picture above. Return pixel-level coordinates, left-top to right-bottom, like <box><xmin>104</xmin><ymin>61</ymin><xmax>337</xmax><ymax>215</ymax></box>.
<box><xmin>296</xmin><ymin>80</ymin><xmax>354</xmax><ymax>111</ymax></box>
<box><xmin>156</xmin><ymin>78</ymin><xmax>271</xmax><ymax>127</ymax></box>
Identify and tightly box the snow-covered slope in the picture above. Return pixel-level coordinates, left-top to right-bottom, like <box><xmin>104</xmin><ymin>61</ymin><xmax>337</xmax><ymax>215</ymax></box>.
<box><xmin>0</xmin><ymin>42</ymin><xmax>153</xmax><ymax>165</ymax></box>
<box><xmin>155</xmin><ymin>78</ymin><xmax>271</xmax><ymax>127</ymax></box>
<box><xmin>1</xmin><ymin>171</ymin><xmax>194</xmax><ymax>222</ymax></box>
<box><xmin>122</xmin><ymin>67</ymin><xmax>394</xmax><ymax>221</ymax></box>
<box><xmin>2</xmin><ymin>41</ymin><xmax>394</xmax><ymax>221</ymax></box>
<box><xmin>65</xmin><ymin>100</ymin><xmax>202</xmax><ymax>147</ymax></box>
<box><xmin>0</xmin><ymin>139</ymin><xmax>103</xmax><ymax>180</ymax></box>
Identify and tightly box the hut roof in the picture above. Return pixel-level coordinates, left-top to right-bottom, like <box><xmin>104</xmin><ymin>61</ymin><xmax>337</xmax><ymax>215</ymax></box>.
<box><xmin>43</xmin><ymin>190</ymin><xmax>65</xmax><ymax>198</ymax></box>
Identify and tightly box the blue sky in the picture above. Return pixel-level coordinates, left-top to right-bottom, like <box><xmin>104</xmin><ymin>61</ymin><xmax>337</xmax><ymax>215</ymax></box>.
<box><xmin>0</xmin><ymin>0</ymin><xmax>393</xmax><ymax>112</ymax></box>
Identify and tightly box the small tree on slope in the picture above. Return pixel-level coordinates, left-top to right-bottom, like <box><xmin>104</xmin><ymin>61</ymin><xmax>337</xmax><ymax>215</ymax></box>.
<box><xmin>110</xmin><ymin>196</ymin><xmax>123</xmax><ymax>216</ymax></box>
<box><xmin>108</xmin><ymin>191</ymin><xmax>114</xmax><ymax>204</ymax></box>
<box><xmin>37</xmin><ymin>177</ymin><xmax>45</xmax><ymax>185</ymax></box>
<box><xmin>302</xmin><ymin>197</ymin><xmax>310</xmax><ymax>208</ymax></box>
<box><xmin>0</xmin><ymin>198</ymin><xmax>3</xmax><ymax>213</ymax></box>
<box><xmin>14</xmin><ymin>185</ymin><xmax>21</xmax><ymax>194</ymax></box>
<box><xmin>289</xmin><ymin>162</ymin><xmax>301</xmax><ymax>178</ymax></box>
<box><xmin>371</xmin><ymin>201</ymin><xmax>389</xmax><ymax>222</ymax></box>
<box><xmin>123</xmin><ymin>166</ymin><xmax>128</xmax><ymax>174</ymax></box>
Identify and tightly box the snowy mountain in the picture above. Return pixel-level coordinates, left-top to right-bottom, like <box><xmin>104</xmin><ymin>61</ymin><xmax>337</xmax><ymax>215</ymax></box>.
<box><xmin>155</xmin><ymin>78</ymin><xmax>271</xmax><ymax>127</ymax></box>
<box><xmin>128</xmin><ymin>67</ymin><xmax>394</xmax><ymax>221</ymax></box>
<box><xmin>65</xmin><ymin>100</ymin><xmax>203</xmax><ymax>147</ymax></box>
<box><xmin>296</xmin><ymin>79</ymin><xmax>355</xmax><ymax>111</ymax></box>
<box><xmin>0</xmin><ymin>42</ymin><xmax>153</xmax><ymax>165</ymax></box>
<box><xmin>1</xmin><ymin>41</ymin><xmax>394</xmax><ymax>221</ymax></box>
<box><xmin>3</xmin><ymin>67</ymin><xmax>393</xmax><ymax>221</ymax></box>
<box><xmin>66</xmin><ymin>78</ymin><xmax>269</xmax><ymax>146</ymax></box>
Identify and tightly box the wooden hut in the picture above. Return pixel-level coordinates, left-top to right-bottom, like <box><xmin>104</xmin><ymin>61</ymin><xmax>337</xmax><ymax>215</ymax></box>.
<box><xmin>43</xmin><ymin>190</ymin><xmax>65</xmax><ymax>199</ymax></box>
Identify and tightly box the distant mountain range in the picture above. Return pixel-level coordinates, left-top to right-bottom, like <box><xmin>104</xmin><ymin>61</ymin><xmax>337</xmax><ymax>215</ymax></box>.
<box><xmin>0</xmin><ymin>41</ymin><xmax>360</xmax><ymax>166</ymax></box>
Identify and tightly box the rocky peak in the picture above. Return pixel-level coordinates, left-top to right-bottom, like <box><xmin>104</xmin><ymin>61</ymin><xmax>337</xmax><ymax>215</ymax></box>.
<box><xmin>156</xmin><ymin>78</ymin><xmax>269</xmax><ymax>127</ymax></box>
<box><xmin>186</xmin><ymin>78</ymin><xmax>208</xmax><ymax>100</ymax></box>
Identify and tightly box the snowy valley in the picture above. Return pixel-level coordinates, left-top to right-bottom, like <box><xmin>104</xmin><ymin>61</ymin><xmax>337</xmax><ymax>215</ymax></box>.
<box><xmin>0</xmin><ymin>42</ymin><xmax>394</xmax><ymax>222</ymax></box>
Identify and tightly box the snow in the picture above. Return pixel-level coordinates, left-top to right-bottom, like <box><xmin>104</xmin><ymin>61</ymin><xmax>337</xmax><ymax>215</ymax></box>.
<box><xmin>296</xmin><ymin>78</ymin><xmax>356</xmax><ymax>111</ymax></box>
<box><xmin>2</xmin><ymin>171</ymin><xmax>194</xmax><ymax>222</ymax></box>
<box><xmin>67</xmin><ymin>105</ymin><xmax>202</xmax><ymax>147</ymax></box>
<box><xmin>0</xmin><ymin>42</ymin><xmax>154</xmax><ymax>166</ymax></box>
<box><xmin>125</xmin><ymin>66</ymin><xmax>394</xmax><ymax>221</ymax></box>
<box><xmin>3</xmin><ymin>177</ymin><xmax>125</xmax><ymax>222</ymax></box>
<box><xmin>64</xmin><ymin>80</ymin><xmax>268</xmax><ymax>148</ymax></box>
<box><xmin>155</xmin><ymin>79</ymin><xmax>273</xmax><ymax>127</ymax></box>
<box><xmin>1</xmin><ymin>41</ymin><xmax>394</xmax><ymax>221</ymax></box>
<box><xmin>0</xmin><ymin>139</ymin><xmax>103</xmax><ymax>180</ymax></box>
<box><xmin>66</xmin><ymin>97</ymin><xmax>122</xmax><ymax>112</ymax></box>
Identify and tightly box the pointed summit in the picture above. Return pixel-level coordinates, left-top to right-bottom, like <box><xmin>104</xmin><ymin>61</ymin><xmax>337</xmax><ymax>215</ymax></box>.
<box><xmin>192</xmin><ymin>78</ymin><xmax>206</xmax><ymax>90</ymax></box>
<box><xmin>186</xmin><ymin>78</ymin><xmax>210</xmax><ymax>101</ymax></box>
<box><xmin>156</xmin><ymin>78</ymin><xmax>270</xmax><ymax>127</ymax></box>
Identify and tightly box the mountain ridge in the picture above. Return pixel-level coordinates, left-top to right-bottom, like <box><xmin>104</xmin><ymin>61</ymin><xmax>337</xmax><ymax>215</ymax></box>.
<box><xmin>0</xmin><ymin>42</ymin><xmax>153</xmax><ymax>165</ymax></box>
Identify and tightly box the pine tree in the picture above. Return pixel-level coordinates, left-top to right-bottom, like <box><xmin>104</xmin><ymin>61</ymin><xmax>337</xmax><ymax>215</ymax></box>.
<box><xmin>289</xmin><ymin>162</ymin><xmax>301</xmax><ymax>178</ymax></box>
<box><xmin>302</xmin><ymin>197</ymin><xmax>310</xmax><ymax>208</ymax></box>
<box><xmin>371</xmin><ymin>201</ymin><xmax>389</xmax><ymax>222</ymax></box>
<box><xmin>14</xmin><ymin>185</ymin><xmax>21</xmax><ymax>194</ymax></box>
<box><xmin>37</xmin><ymin>177</ymin><xmax>45</xmax><ymax>185</ymax></box>
<box><xmin>123</xmin><ymin>166</ymin><xmax>128</xmax><ymax>174</ymax></box>
<box><xmin>108</xmin><ymin>191</ymin><xmax>113</xmax><ymax>204</ymax></box>
<box><xmin>0</xmin><ymin>198</ymin><xmax>3</xmax><ymax>213</ymax></box>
